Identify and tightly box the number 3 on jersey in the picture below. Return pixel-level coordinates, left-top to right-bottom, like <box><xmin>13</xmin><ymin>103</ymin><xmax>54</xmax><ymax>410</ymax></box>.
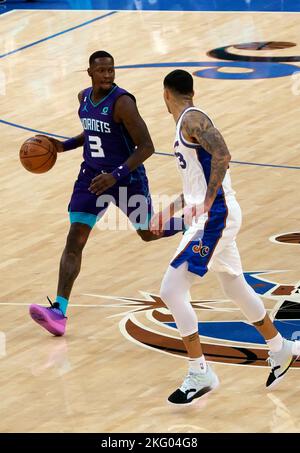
<box><xmin>175</xmin><ymin>151</ymin><xmax>187</xmax><ymax>169</ymax></box>
<box><xmin>89</xmin><ymin>135</ymin><xmax>105</xmax><ymax>158</ymax></box>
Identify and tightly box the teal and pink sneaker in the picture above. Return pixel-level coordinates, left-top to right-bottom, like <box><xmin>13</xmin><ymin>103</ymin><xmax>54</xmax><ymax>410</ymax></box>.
<box><xmin>29</xmin><ymin>297</ymin><xmax>67</xmax><ymax>336</ymax></box>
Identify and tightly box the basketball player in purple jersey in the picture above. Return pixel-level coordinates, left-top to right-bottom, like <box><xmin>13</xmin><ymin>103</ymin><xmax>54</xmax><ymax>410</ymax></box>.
<box><xmin>29</xmin><ymin>51</ymin><xmax>183</xmax><ymax>336</ymax></box>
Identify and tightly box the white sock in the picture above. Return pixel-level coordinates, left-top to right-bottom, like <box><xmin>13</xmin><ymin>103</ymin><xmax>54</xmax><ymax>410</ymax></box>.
<box><xmin>266</xmin><ymin>332</ymin><xmax>283</xmax><ymax>352</ymax></box>
<box><xmin>189</xmin><ymin>355</ymin><xmax>207</xmax><ymax>374</ymax></box>
<box><xmin>292</xmin><ymin>340</ymin><xmax>300</xmax><ymax>356</ymax></box>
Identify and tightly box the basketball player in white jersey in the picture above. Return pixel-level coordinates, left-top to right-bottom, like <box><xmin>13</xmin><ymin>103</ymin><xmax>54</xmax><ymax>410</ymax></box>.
<box><xmin>150</xmin><ymin>69</ymin><xmax>300</xmax><ymax>405</ymax></box>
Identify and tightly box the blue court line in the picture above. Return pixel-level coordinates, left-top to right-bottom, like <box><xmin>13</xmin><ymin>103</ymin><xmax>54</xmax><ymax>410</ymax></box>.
<box><xmin>2</xmin><ymin>118</ymin><xmax>300</xmax><ymax>171</ymax></box>
<box><xmin>230</xmin><ymin>160</ymin><xmax>300</xmax><ymax>170</ymax></box>
<box><xmin>0</xmin><ymin>11</ymin><xmax>117</xmax><ymax>59</ymax></box>
<box><xmin>154</xmin><ymin>151</ymin><xmax>300</xmax><ymax>170</ymax></box>
<box><xmin>0</xmin><ymin>119</ymin><xmax>68</xmax><ymax>139</ymax></box>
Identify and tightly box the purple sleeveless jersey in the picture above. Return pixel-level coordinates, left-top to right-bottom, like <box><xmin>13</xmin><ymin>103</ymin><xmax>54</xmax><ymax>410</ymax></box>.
<box><xmin>79</xmin><ymin>84</ymin><xmax>142</xmax><ymax>173</ymax></box>
<box><xmin>68</xmin><ymin>84</ymin><xmax>152</xmax><ymax>228</ymax></box>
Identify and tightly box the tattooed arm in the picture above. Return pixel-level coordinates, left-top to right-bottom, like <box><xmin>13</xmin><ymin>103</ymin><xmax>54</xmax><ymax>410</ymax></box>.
<box><xmin>181</xmin><ymin>111</ymin><xmax>231</xmax><ymax>211</ymax></box>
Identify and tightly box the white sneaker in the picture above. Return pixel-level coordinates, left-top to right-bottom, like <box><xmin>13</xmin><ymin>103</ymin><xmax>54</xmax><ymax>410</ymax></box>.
<box><xmin>266</xmin><ymin>339</ymin><xmax>299</xmax><ymax>389</ymax></box>
<box><xmin>168</xmin><ymin>364</ymin><xmax>219</xmax><ymax>405</ymax></box>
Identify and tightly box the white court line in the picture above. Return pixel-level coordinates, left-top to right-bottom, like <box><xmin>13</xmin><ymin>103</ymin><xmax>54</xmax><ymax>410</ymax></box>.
<box><xmin>0</xmin><ymin>302</ymin><xmax>109</xmax><ymax>307</ymax></box>
<box><xmin>0</xmin><ymin>9</ymin><xmax>17</xmax><ymax>17</ymax></box>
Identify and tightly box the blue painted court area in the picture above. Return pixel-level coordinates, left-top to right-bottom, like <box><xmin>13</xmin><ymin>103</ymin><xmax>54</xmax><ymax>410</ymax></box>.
<box><xmin>1</xmin><ymin>0</ymin><xmax>300</xmax><ymax>14</ymax></box>
<box><xmin>167</xmin><ymin>320</ymin><xmax>300</xmax><ymax>344</ymax></box>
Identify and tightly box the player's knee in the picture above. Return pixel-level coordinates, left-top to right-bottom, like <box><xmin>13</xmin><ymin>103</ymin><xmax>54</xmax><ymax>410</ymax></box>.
<box><xmin>160</xmin><ymin>283</ymin><xmax>172</xmax><ymax>305</ymax></box>
<box><xmin>251</xmin><ymin>311</ymin><xmax>267</xmax><ymax>325</ymax></box>
<box><xmin>136</xmin><ymin>229</ymin><xmax>159</xmax><ymax>242</ymax></box>
<box><xmin>65</xmin><ymin>238</ymin><xmax>85</xmax><ymax>254</ymax></box>
<box><xmin>66</xmin><ymin>224</ymin><xmax>91</xmax><ymax>252</ymax></box>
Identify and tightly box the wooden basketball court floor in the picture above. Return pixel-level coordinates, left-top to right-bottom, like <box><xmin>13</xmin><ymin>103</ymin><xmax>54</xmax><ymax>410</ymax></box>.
<box><xmin>1</xmin><ymin>7</ymin><xmax>300</xmax><ymax>433</ymax></box>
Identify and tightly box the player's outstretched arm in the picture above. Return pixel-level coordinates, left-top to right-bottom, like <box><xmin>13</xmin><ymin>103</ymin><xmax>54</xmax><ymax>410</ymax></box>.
<box><xmin>34</xmin><ymin>91</ymin><xmax>86</xmax><ymax>154</ymax></box>
<box><xmin>62</xmin><ymin>132</ymin><xmax>85</xmax><ymax>151</ymax></box>
<box><xmin>150</xmin><ymin>194</ymin><xmax>184</xmax><ymax>235</ymax></box>
<box><xmin>53</xmin><ymin>90</ymin><xmax>86</xmax><ymax>151</ymax></box>
<box><xmin>56</xmin><ymin>92</ymin><xmax>86</xmax><ymax>151</ymax></box>
<box><xmin>182</xmin><ymin>111</ymin><xmax>231</xmax><ymax>212</ymax></box>
<box><xmin>34</xmin><ymin>132</ymin><xmax>84</xmax><ymax>153</ymax></box>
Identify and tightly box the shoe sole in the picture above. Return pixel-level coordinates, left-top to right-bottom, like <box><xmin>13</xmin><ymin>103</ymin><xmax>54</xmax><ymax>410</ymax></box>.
<box><xmin>167</xmin><ymin>375</ymin><xmax>220</xmax><ymax>406</ymax></box>
<box><xmin>266</xmin><ymin>355</ymin><xmax>299</xmax><ymax>391</ymax></box>
<box><xmin>29</xmin><ymin>306</ymin><xmax>65</xmax><ymax>336</ymax></box>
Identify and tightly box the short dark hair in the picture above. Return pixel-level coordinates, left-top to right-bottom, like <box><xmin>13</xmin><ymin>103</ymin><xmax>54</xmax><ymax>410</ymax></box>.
<box><xmin>163</xmin><ymin>70</ymin><xmax>193</xmax><ymax>95</ymax></box>
<box><xmin>89</xmin><ymin>51</ymin><xmax>114</xmax><ymax>66</ymax></box>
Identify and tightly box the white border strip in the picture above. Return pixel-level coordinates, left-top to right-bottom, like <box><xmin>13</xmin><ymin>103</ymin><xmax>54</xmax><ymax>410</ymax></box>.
<box><xmin>6</xmin><ymin>9</ymin><xmax>300</xmax><ymax>14</ymax></box>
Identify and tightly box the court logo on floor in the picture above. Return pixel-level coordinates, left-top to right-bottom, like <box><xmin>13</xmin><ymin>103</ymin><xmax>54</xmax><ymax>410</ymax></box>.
<box><xmin>117</xmin><ymin>41</ymin><xmax>300</xmax><ymax>81</ymax></box>
<box><xmin>85</xmin><ymin>270</ymin><xmax>300</xmax><ymax>368</ymax></box>
<box><xmin>269</xmin><ymin>231</ymin><xmax>300</xmax><ymax>245</ymax></box>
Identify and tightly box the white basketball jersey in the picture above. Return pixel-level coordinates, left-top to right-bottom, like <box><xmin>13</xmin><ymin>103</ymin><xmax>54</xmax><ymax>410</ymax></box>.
<box><xmin>174</xmin><ymin>107</ymin><xmax>236</xmax><ymax>206</ymax></box>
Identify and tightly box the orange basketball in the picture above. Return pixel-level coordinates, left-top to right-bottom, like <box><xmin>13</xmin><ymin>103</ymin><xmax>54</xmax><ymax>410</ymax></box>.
<box><xmin>19</xmin><ymin>136</ymin><xmax>57</xmax><ymax>174</ymax></box>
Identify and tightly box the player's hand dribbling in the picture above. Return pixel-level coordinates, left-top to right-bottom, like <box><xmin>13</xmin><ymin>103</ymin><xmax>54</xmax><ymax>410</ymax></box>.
<box><xmin>89</xmin><ymin>173</ymin><xmax>117</xmax><ymax>195</ymax></box>
<box><xmin>35</xmin><ymin>135</ymin><xmax>64</xmax><ymax>153</ymax></box>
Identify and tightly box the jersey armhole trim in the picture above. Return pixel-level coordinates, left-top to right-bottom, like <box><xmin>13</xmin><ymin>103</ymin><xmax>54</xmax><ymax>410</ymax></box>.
<box><xmin>179</xmin><ymin>128</ymin><xmax>203</xmax><ymax>149</ymax></box>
